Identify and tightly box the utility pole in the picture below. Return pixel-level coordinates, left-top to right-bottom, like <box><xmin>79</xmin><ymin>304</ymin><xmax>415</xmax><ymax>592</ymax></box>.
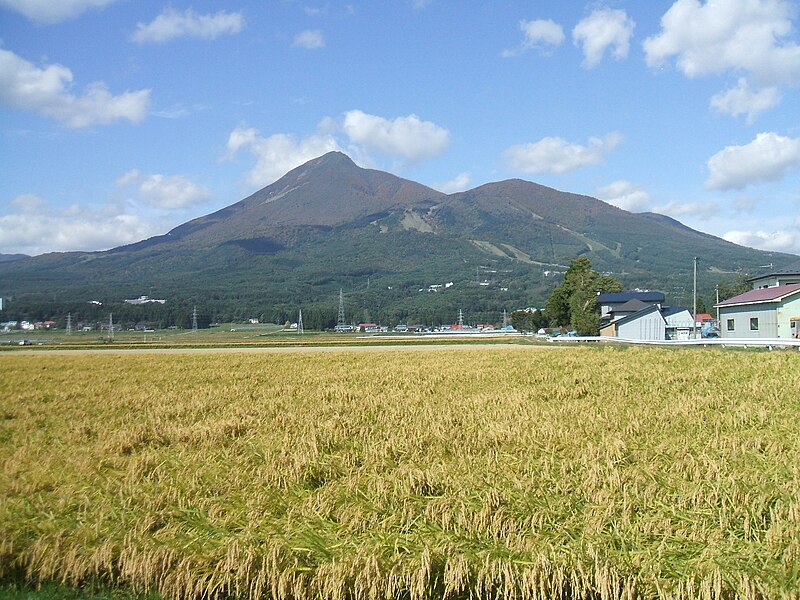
<box><xmin>715</xmin><ymin>285</ymin><xmax>720</xmax><ymax>325</ymax></box>
<box><xmin>693</xmin><ymin>257</ymin><xmax>698</xmax><ymax>339</ymax></box>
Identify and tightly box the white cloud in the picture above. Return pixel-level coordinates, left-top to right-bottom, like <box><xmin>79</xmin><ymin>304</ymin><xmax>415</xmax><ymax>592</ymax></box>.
<box><xmin>653</xmin><ymin>200</ymin><xmax>718</xmax><ymax>219</ymax></box>
<box><xmin>504</xmin><ymin>132</ymin><xmax>622</xmax><ymax>174</ymax></box>
<box><xmin>117</xmin><ymin>170</ymin><xmax>212</xmax><ymax>209</ymax></box>
<box><xmin>710</xmin><ymin>78</ymin><xmax>782</xmax><ymax>123</ymax></box>
<box><xmin>723</xmin><ymin>229</ymin><xmax>800</xmax><ymax>253</ymax></box>
<box><xmin>502</xmin><ymin>19</ymin><xmax>565</xmax><ymax>58</ymax></box>
<box><xmin>644</xmin><ymin>0</ymin><xmax>800</xmax><ymax>87</ymax></box>
<box><xmin>706</xmin><ymin>132</ymin><xmax>800</xmax><ymax>190</ymax></box>
<box><xmin>9</xmin><ymin>193</ymin><xmax>46</xmax><ymax>212</ymax></box>
<box><xmin>572</xmin><ymin>8</ymin><xmax>635</xmax><ymax>68</ymax></box>
<box><xmin>0</xmin><ymin>198</ymin><xmax>157</xmax><ymax>255</ymax></box>
<box><xmin>596</xmin><ymin>180</ymin><xmax>653</xmax><ymax>212</ymax></box>
<box><xmin>341</xmin><ymin>110</ymin><xmax>450</xmax><ymax>162</ymax></box>
<box><xmin>0</xmin><ymin>0</ymin><xmax>118</xmax><ymax>24</ymax></box>
<box><xmin>131</xmin><ymin>8</ymin><xmax>244</xmax><ymax>44</ymax></box>
<box><xmin>434</xmin><ymin>172</ymin><xmax>472</xmax><ymax>194</ymax></box>
<box><xmin>411</xmin><ymin>0</ymin><xmax>431</xmax><ymax>10</ymax></box>
<box><xmin>292</xmin><ymin>29</ymin><xmax>325</xmax><ymax>49</ymax></box>
<box><xmin>224</xmin><ymin>126</ymin><xmax>342</xmax><ymax>189</ymax></box>
<box><xmin>0</xmin><ymin>48</ymin><xmax>150</xmax><ymax>127</ymax></box>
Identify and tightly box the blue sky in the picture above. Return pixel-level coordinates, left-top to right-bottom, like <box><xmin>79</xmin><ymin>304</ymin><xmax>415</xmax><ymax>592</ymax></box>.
<box><xmin>1</xmin><ymin>0</ymin><xmax>799</xmax><ymax>256</ymax></box>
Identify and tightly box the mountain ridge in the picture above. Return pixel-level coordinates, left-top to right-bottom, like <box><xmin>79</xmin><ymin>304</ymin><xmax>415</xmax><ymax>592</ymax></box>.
<box><xmin>0</xmin><ymin>151</ymin><xmax>796</xmax><ymax>324</ymax></box>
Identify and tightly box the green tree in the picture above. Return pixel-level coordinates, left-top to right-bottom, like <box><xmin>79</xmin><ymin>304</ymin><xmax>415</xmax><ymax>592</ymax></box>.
<box><xmin>717</xmin><ymin>274</ymin><xmax>750</xmax><ymax>301</ymax></box>
<box><xmin>544</xmin><ymin>256</ymin><xmax>622</xmax><ymax>335</ymax></box>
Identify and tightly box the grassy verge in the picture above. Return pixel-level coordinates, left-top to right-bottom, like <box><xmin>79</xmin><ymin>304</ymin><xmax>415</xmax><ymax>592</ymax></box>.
<box><xmin>1</xmin><ymin>346</ymin><xmax>798</xmax><ymax>599</ymax></box>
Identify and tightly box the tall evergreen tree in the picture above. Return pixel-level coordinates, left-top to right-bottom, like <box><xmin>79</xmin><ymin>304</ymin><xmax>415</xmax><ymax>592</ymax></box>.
<box><xmin>544</xmin><ymin>256</ymin><xmax>622</xmax><ymax>335</ymax></box>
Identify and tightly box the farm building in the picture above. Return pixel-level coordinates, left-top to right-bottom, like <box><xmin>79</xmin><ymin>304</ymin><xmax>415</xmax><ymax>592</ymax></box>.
<box><xmin>663</xmin><ymin>307</ymin><xmax>695</xmax><ymax>340</ymax></box>
<box><xmin>600</xmin><ymin>304</ymin><xmax>667</xmax><ymax>341</ymax></box>
<box><xmin>598</xmin><ymin>291</ymin><xmax>665</xmax><ymax>319</ymax></box>
<box><xmin>715</xmin><ymin>283</ymin><xmax>800</xmax><ymax>339</ymax></box>
<box><xmin>747</xmin><ymin>263</ymin><xmax>800</xmax><ymax>289</ymax></box>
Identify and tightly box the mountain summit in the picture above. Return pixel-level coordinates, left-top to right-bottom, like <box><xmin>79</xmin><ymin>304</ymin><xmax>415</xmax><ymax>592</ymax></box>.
<box><xmin>0</xmin><ymin>152</ymin><xmax>795</xmax><ymax>321</ymax></box>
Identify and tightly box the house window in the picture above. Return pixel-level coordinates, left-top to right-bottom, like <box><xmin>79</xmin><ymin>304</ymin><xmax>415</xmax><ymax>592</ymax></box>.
<box><xmin>727</xmin><ymin>319</ymin><xmax>735</xmax><ymax>331</ymax></box>
<box><xmin>750</xmin><ymin>317</ymin><xmax>759</xmax><ymax>331</ymax></box>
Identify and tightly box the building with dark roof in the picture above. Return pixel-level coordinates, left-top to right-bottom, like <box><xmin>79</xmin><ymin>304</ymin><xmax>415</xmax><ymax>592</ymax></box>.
<box><xmin>598</xmin><ymin>291</ymin><xmax>665</xmax><ymax>319</ymax></box>
<box><xmin>747</xmin><ymin>262</ymin><xmax>800</xmax><ymax>289</ymax></box>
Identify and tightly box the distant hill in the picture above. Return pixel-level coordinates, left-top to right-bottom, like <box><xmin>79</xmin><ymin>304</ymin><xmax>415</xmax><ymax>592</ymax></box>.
<box><xmin>0</xmin><ymin>253</ymin><xmax>28</xmax><ymax>263</ymax></box>
<box><xmin>0</xmin><ymin>152</ymin><xmax>795</xmax><ymax>326</ymax></box>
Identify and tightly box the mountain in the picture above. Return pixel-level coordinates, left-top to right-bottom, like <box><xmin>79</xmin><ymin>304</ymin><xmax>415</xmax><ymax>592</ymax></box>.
<box><xmin>0</xmin><ymin>152</ymin><xmax>795</xmax><ymax>326</ymax></box>
<box><xmin>0</xmin><ymin>253</ymin><xmax>28</xmax><ymax>263</ymax></box>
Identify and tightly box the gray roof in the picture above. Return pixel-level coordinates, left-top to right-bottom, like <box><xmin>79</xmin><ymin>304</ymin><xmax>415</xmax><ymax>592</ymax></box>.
<box><xmin>746</xmin><ymin>261</ymin><xmax>800</xmax><ymax>282</ymax></box>
<box><xmin>599</xmin><ymin>291</ymin><xmax>665</xmax><ymax>304</ymax></box>
<box><xmin>613</xmin><ymin>299</ymin><xmax>652</xmax><ymax>313</ymax></box>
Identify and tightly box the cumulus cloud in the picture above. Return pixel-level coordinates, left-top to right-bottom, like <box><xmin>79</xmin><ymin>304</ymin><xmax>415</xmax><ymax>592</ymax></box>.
<box><xmin>225</xmin><ymin>110</ymin><xmax>450</xmax><ymax>188</ymax></box>
<box><xmin>572</xmin><ymin>8</ymin><xmax>635</xmax><ymax>68</ymax></box>
<box><xmin>0</xmin><ymin>195</ymin><xmax>158</xmax><ymax>255</ymax></box>
<box><xmin>653</xmin><ymin>200</ymin><xmax>718</xmax><ymax>219</ymax></box>
<box><xmin>131</xmin><ymin>8</ymin><xmax>244</xmax><ymax>44</ymax></box>
<box><xmin>503</xmin><ymin>132</ymin><xmax>622</xmax><ymax>174</ymax></box>
<box><xmin>0</xmin><ymin>0</ymin><xmax>118</xmax><ymax>24</ymax></box>
<box><xmin>710</xmin><ymin>78</ymin><xmax>782</xmax><ymax>123</ymax></box>
<box><xmin>644</xmin><ymin>0</ymin><xmax>800</xmax><ymax>87</ymax></box>
<box><xmin>292</xmin><ymin>29</ymin><xmax>325</xmax><ymax>49</ymax></box>
<box><xmin>706</xmin><ymin>132</ymin><xmax>800</xmax><ymax>190</ymax></box>
<box><xmin>723</xmin><ymin>229</ymin><xmax>800</xmax><ymax>253</ymax></box>
<box><xmin>341</xmin><ymin>110</ymin><xmax>450</xmax><ymax>162</ymax></box>
<box><xmin>434</xmin><ymin>172</ymin><xmax>472</xmax><ymax>194</ymax></box>
<box><xmin>0</xmin><ymin>49</ymin><xmax>150</xmax><ymax>127</ymax></box>
<box><xmin>596</xmin><ymin>180</ymin><xmax>653</xmax><ymax>212</ymax></box>
<box><xmin>224</xmin><ymin>126</ymin><xmax>341</xmax><ymax>189</ymax></box>
<box><xmin>502</xmin><ymin>19</ymin><xmax>565</xmax><ymax>57</ymax></box>
<box><xmin>116</xmin><ymin>170</ymin><xmax>211</xmax><ymax>209</ymax></box>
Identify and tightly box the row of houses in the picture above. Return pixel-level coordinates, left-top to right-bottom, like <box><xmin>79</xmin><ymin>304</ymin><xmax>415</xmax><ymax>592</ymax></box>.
<box><xmin>598</xmin><ymin>263</ymin><xmax>800</xmax><ymax>341</ymax></box>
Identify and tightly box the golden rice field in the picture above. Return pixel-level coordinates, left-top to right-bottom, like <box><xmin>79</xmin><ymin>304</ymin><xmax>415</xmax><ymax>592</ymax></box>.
<box><xmin>1</xmin><ymin>346</ymin><xmax>799</xmax><ymax>599</ymax></box>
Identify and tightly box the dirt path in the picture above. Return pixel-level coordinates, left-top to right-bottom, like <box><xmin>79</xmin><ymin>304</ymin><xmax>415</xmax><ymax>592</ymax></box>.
<box><xmin>4</xmin><ymin>343</ymin><xmax>557</xmax><ymax>356</ymax></box>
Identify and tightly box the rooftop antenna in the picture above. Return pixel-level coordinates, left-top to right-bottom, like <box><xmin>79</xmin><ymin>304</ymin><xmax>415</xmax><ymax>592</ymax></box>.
<box><xmin>192</xmin><ymin>306</ymin><xmax>198</xmax><ymax>333</ymax></box>
<box><xmin>297</xmin><ymin>308</ymin><xmax>304</xmax><ymax>335</ymax></box>
<box><xmin>337</xmin><ymin>289</ymin><xmax>346</xmax><ymax>330</ymax></box>
<box><xmin>66</xmin><ymin>312</ymin><xmax>72</xmax><ymax>336</ymax></box>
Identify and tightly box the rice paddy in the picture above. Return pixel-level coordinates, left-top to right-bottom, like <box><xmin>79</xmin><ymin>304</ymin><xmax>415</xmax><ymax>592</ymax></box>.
<box><xmin>1</xmin><ymin>345</ymin><xmax>798</xmax><ymax>599</ymax></box>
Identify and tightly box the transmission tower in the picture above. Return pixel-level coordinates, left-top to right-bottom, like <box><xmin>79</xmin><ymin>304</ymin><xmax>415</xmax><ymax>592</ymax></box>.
<box><xmin>337</xmin><ymin>289</ymin><xmax>346</xmax><ymax>329</ymax></box>
<box><xmin>66</xmin><ymin>312</ymin><xmax>72</xmax><ymax>335</ymax></box>
<box><xmin>108</xmin><ymin>312</ymin><xmax>114</xmax><ymax>341</ymax></box>
<box><xmin>297</xmin><ymin>308</ymin><xmax>304</xmax><ymax>335</ymax></box>
<box><xmin>458</xmin><ymin>309</ymin><xmax>464</xmax><ymax>327</ymax></box>
<box><xmin>502</xmin><ymin>309</ymin><xmax>508</xmax><ymax>329</ymax></box>
<box><xmin>192</xmin><ymin>306</ymin><xmax>198</xmax><ymax>333</ymax></box>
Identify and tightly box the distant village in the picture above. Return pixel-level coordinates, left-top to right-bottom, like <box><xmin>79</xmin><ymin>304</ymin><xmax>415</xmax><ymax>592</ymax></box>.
<box><xmin>2</xmin><ymin>265</ymin><xmax>800</xmax><ymax>342</ymax></box>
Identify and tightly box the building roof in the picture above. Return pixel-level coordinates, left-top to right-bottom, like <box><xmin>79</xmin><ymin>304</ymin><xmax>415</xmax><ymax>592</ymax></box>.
<box><xmin>599</xmin><ymin>291</ymin><xmax>665</xmax><ymax>304</ymax></box>
<box><xmin>695</xmin><ymin>313</ymin><xmax>713</xmax><ymax>321</ymax></box>
<box><xmin>662</xmin><ymin>306</ymin><xmax>692</xmax><ymax>318</ymax></box>
<box><xmin>613</xmin><ymin>299</ymin><xmax>652</xmax><ymax>313</ymax></box>
<box><xmin>612</xmin><ymin>303</ymin><xmax>667</xmax><ymax>326</ymax></box>
<box><xmin>746</xmin><ymin>261</ymin><xmax>800</xmax><ymax>282</ymax></box>
<box><xmin>715</xmin><ymin>282</ymin><xmax>800</xmax><ymax>307</ymax></box>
